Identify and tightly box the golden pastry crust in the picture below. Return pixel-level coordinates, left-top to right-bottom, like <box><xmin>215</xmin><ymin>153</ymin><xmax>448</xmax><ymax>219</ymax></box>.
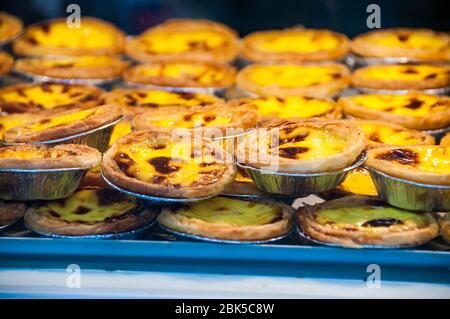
<box><xmin>126</xmin><ymin>19</ymin><xmax>238</xmax><ymax>63</ymax></box>
<box><xmin>0</xmin><ymin>52</ymin><xmax>13</xmax><ymax>76</ymax></box>
<box><xmin>0</xmin><ymin>82</ymin><xmax>104</xmax><ymax>114</ymax></box>
<box><xmin>354</xmin><ymin>119</ymin><xmax>435</xmax><ymax>149</ymax></box>
<box><xmin>440</xmin><ymin>214</ymin><xmax>450</xmax><ymax>243</ymax></box>
<box><xmin>236</xmin><ymin>119</ymin><xmax>365</xmax><ymax>173</ymax></box>
<box><xmin>441</xmin><ymin>133</ymin><xmax>450</xmax><ymax>146</ymax></box>
<box><xmin>0</xmin><ymin>12</ymin><xmax>23</xmax><ymax>43</ymax></box>
<box><xmin>3</xmin><ymin>105</ymin><xmax>123</xmax><ymax>143</ymax></box>
<box><xmin>221</xmin><ymin>169</ymin><xmax>266</xmax><ymax>197</ymax></box>
<box><xmin>298</xmin><ymin>195</ymin><xmax>439</xmax><ymax>248</ymax></box>
<box><xmin>366</xmin><ymin>146</ymin><xmax>450</xmax><ymax>185</ymax></box>
<box><xmin>24</xmin><ymin>186</ymin><xmax>158</xmax><ymax>236</ymax></box>
<box><xmin>236</xmin><ymin>63</ymin><xmax>351</xmax><ymax>98</ymax></box>
<box><xmin>158</xmin><ymin>197</ymin><xmax>293</xmax><ymax>241</ymax></box>
<box><xmin>14</xmin><ymin>56</ymin><xmax>130</xmax><ymax>80</ymax></box>
<box><xmin>123</xmin><ymin>60</ymin><xmax>236</xmax><ymax>89</ymax></box>
<box><xmin>0</xmin><ymin>144</ymin><xmax>101</xmax><ymax>169</ymax></box>
<box><xmin>102</xmin><ymin>88</ymin><xmax>223</xmax><ymax>117</ymax></box>
<box><xmin>352</xmin><ymin>64</ymin><xmax>450</xmax><ymax>91</ymax></box>
<box><xmin>13</xmin><ymin>17</ymin><xmax>125</xmax><ymax>56</ymax></box>
<box><xmin>102</xmin><ymin>130</ymin><xmax>236</xmax><ymax>198</ymax></box>
<box><xmin>0</xmin><ymin>201</ymin><xmax>26</xmax><ymax>226</ymax></box>
<box><xmin>339</xmin><ymin>92</ymin><xmax>450</xmax><ymax>130</ymax></box>
<box><xmin>241</xmin><ymin>28</ymin><xmax>350</xmax><ymax>63</ymax></box>
<box><xmin>351</xmin><ymin>28</ymin><xmax>450</xmax><ymax>62</ymax></box>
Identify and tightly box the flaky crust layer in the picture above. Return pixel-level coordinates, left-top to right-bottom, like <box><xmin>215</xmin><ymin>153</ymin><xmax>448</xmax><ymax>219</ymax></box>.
<box><xmin>241</xmin><ymin>28</ymin><xmax>350</xmax><ymax>63</ymax></box>
<box><xmin>0</xmin><ymin>201</ymin><xmax>27</xmax><ymax>226</ymax></box>
<box><xmin>0</xmin><ymin>12</ymin><xmax>23</xmax><ymax>43</ymax></box>
<box><xmin>158</xmin><ymin>200</ymin><xmax>293</xmax><ymax>241</ymax></box>
<box><xmin>125</xmin><ymin>19</ymin><xmax>239</xmax><ymax>63</ymax></box>
<box><xmin>3</xmin><ymin>105</ymin><xmax>123</xmax><ymax>143</ymax></box>
<box><xmin>298</xmin><ymin>195</ymin><xmax>439</xmax><ymax>248</ymax></box>
<box><xmin>441</xmin><ymin>133</ymin><xmax>450</xmax><ymax>146</ymax></box>
<box><xmin>0</xmin><ymin>52</ymin><xmax>13</xmax><ymax>76</ymax></box>
<box><xmin>0</xmin><ymin>144</ymin><xmax>101</xmax><ymax>169</ymax></box>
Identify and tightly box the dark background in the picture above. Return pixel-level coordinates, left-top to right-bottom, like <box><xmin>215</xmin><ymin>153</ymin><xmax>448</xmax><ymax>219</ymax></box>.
<box><xmin>1</xmin><ymin>0</ymin><xmax>449</xmax><ymax>36</ymax></box>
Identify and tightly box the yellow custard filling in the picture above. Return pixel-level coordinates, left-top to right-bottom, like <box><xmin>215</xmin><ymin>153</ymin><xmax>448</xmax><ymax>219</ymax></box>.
<box><xmin>146</xmin><ymin>110</ymin><xmax>231</xmax><ymax>129</ymax></box>
<box><xmin>338</xmin><ymin>168</ymin><xmax>378</xmax><ymax>196</ymax></box>
<box><xmin>175</xmin><ymin>197</ymin><xmax>282</xmax><ymax>226</ymax></box>
<box><xmin>235</xmin><ymin>171</ymin><xmax>253</xmax><ymax>183</ymax></box>
<box><xmin>28</xmin><ymin>108</ymin><xmax>97</xmax><ymax>132</ymax></box>
<box><xmin>37</xmin><ymin>187</ymin><xmax>138</xmax><ymax>223</ymax></box>
<box><xmin>24</xmin><ymin>55</ymin><xmax>123</xmax><ymax>68</ymax></box>
<box><xmin>358</xmin><ymin>64</ymin><xmax>449</xmax><ymax>81</ymax></box>
<box><xmin>0</xmin><ymin>146</ymin><xmax>74</xmax><ymax>160</ymax></box>
<box><xmin>368</xmin><ymin>31</ymin><xmax>448</xmax><ymax>50</ymax></box>
<box><xmin>245</xmin><ymin>64</ymin><xmax>344</xmax><ymax>88</ymax></box>
<box><xmin>358</xmin><ymin>122</ymin><xmax>425</xmax><ymax>146</ymax></box>
<box><xmin>109</xmin><ymin>120</ymin><xmax>131</xmax><ymax>146</ymax></box>
<box><xmin>0</xmin><ymin>113</ymin><xmax>37</xmax><ymax>138</ymax></box>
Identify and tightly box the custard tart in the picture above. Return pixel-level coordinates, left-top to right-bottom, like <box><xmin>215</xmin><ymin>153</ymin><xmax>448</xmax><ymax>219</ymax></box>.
<box><xmin>102</xmin><ymin>130</ymin><xmax>236</xmax><ymax>198</ymax></box>
<box><xmin>441</xmin><ymin>133</ymin><xmax>450</xmax><ymax>146</ymax></box>
<box><xmin>0</xmin><ymin>12</ymin><xmax>23</xmax><ymax>44</ymax></box>
<box><xmin>158</xmin><ymin>196</ymin><xmax>293</xmax><ymax>241</ymax></box>
<box><xmin>366</xmin><ymin>145</ymin><xmax>450</xmax><ymax>185</ymax></box>
<box><xmin>123</xmin><ymin>60</ymin><xmax>236</xmax><ymax>89</ymax></box>
<box><xmin>25</xmin><ymin>185</ymin><xmax>157</xmax><ymax>236</ymax></box>
<box><xmin>126</xmin><ymin>19</ymin><xmax>238</xmax><ymax>63</ymax></box>
<box><xmin>440</xmin><ymin>214</ymin><xmax>450</xmax><ymax>243</ymax></box>
<box><xmin>352</xmin><ymin>64</ymin><xmax>450</xmax><ymax>91</ymax></box>
<box><xmin>351</xmin><ymin>28</ymin><xmax>450</xmax><ymax>62</ymax></box>
<box><xmin>241</xmin><ymin>28</ymin><xmax>349</xmax><ymax>63</ymax></box>
<box><xmin>298</xmin><ymin>195</ymin><xmax>439</xmax><ymax>247</ymax></box>
<box><xmin>103</xmin><ymin>88</ymin><xmax>222</xmax><ymax>117</ymax></box>
<box><xmin>334</xmin><ymin>167</ymin><xmax>378</xmax><ymax>196</ymax></box>
<box><xmin>355</xmin><ymin>120</ymin><xmax>435</xmax><ymax>149</ymax></box>
<box><xmin>13</xmin><ymin>17</ymin><xmax>125</xmax><ymax>56</ymax></box>
<box><xmin>339</xmin><ymin>92</ymin><xmax>450</xmax><ymax>130</ymax></box>
<box><xmin>236</xmin><ymin>63</ymin><xmax>351</xmax><ymax>98</ymax></box>
<box><xmin>0</xmin><ymin>144</ymin><xmax>101</xmax><ymax>169</ymax></box>
<box><xmin>14</xmin><ymin>56</ymin><xmax>130</xmax><ymax>80</ymax></box>
<box><xmin>0</xmin><ymin>112</ymin><xmax>43</xmax><ymax>139</ymax></box>
<box><xmin>0</xmin><ymin>52</ymin><xmax>13</xmax><ymax>76</ymax></box>
<box><xmin>3</xmin><ymin>105</ymin><xmax>123</xmax><ymax>143</ymax></box>
<box><xmin>0</xmin><ymin>82</ymin><xmax>103</xmax><ymax>114</ymax></box>
<box><xmin>0</xmin><ymin>201</ymin><xmax>26</xmax><ymax>227</ymax></box>
<box><xmin>236</xmin><ymin>119</ymin><xmax>365</xmax><ymax>173</ymax></box>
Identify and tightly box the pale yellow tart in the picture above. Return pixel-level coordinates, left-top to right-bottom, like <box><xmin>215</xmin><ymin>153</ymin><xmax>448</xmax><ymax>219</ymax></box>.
<box><xmin>339</xmin><ymin>93</ymin><xmax>450</xmax><ymax>130</ymax></box>
<box><xmin>241</xmin><ymin>28</ymin><xmax>349</xmax><ymax>63</ymax></box>
<box><xmin>236</xmin><ymin>63</ymin><xmax>350</xmax><ymax>98</ymax></box>
<box><xmin>0</xmin><ymin>12</ymin><xmax>23</xmax><ymax>43</ymax></box>
<box><xmin>125</xmin><ymin>19</ymin><xmax>238</xmax><ymax>63</ymax></box>
<box><xmin>13</xmin><ymin>17</ymin><xmax>126</xmax><ymax>56</ymax></box>
<box><xmin>336</xmin><ymin>167</ymin><xmax>378</xmax><ymax>196</ymax></box>
<box><xmin>0</xmin><ymin>113</ymin><xmax>41</xmax><ymax>139</ymax></box>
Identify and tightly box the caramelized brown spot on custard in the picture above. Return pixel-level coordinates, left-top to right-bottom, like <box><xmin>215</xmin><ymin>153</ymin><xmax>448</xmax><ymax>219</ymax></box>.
<box><xmin>279</xmin><ymin>132</ymin><xmax>309</xmax><ymax>145</ymax></box>
<box><xmin>369</xmin><ymin>132</ymin><xmax>382</xmax><ymax>143</ymax></box>
<box><xmin>204</xmin><ymin>115</ymin><xmax>216</xmax><ymax>122</ymax></box>
<box><xmin>404</xmin><ymin>98</ymin><xmax>424</xmax><ymax>110</ymax></box>
<box><xmin>177</xmin><ymin>92</ymin><xmax>196</xmax><ymax>100</ymax></box>
<box><xmin>40</xmin><ymin>83</ymin><xmax>53</xmax><ymax>93</ymax></box>
<box><xmin>114</xmin><ymin>152</ymin><xmax>136</xmax><ymax>177</ymax></box>
<box><xmin>424</xmin><ymin>73</ymin><xmax>437</xmax><ymax>80</ymax></box>
<box><xmin>375</xmin><ymin>148</ymin><xmax>418</xmax><ymax>165</ymax></box>
<box><xmin>363</xmin><ymin>218</ymin><xmax>404</xmax><ymax>227</ymax></box>
<box><xmin>96</xmin><ymin>188</ymin><xmax>127</xmax><ymax>206</ymax></box>
<box><xmin>151</xmin><ymin>175</ymin><xmax>166</xmax><ymax>184</ymax></box>
<box><xmin>148</xmin><ymin>156</ymin><xmax>180</xmax><ymax>174</ymax></box>
<box><xmin>40</xmin><ymin>22</ymin><xmax>51</xmax><ymax>33</ymax></box>
<box><xmin>74</xmin><ymin>206</ymin><xmax>91</xmax><ymax>215</ymax></box>
<box><xmin>278</xmin><ymin>146</ymin><xmax>309</xmax><ymax>159</ymax></box>
<box><xmin>403</xmin><ymin>68</ymin><xmax>418</xmax><ymax>74</ymax></box>
<box><xmin>397</xmin><ymin>34</ymin><xmax>409</xmax><ymax>42</ymax></box>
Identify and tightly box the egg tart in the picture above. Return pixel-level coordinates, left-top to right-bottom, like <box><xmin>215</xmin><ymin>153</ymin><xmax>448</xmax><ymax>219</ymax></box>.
<box><xmin>3</xmin><ymin>105</ymin><xmax>123</xmax><ymax>143</ymax></box>
<box><xmin>351</xmin><ymin>28</ymin><xmax>450</xmax><ymax>62</ymax></box>
<box><xmin>103</xmin><ymin>88</ymin><xmax>222</xmax><ymax>117</ymax></box>
<box><xmin>241</xmin><ymin>28</ymin><xmax>349</xmax><ymax>63</ymax></box>
<box><xmin>158</xmin><ymin>196</ymin><xmax>293</xmax><ymax>241</ymax></box>
<box><xmin>0</xmin><ymin>52</ymin><xmax>13</xmax><ymax>76</ymax></box>
<box><xmin>440</xmin><ymin>214</ymin><xmax>450</xmax><ymax>243</ymax></box>
<box><xmin>0</xmin><ymin>144</ymin><xmax>101</xmax><ymax>169</ymax></box>
<box><xmin>123</xmin><ymin>60</ymin><xmax>236</xmax><ymax>89</ymax></box>
<box><xmin>25</xmin><ymin>185</ymin><xmax>158</xmax><ymax>236</ymax></box>
<box><xmin>236</xmin><ymin>119</ymin><xmax>365</xmax><ymax>173</ymax></box>
<box><xmin>126</xmin><ymin>19</ymin><xmax>238</xmax><ymax>63</ymax></box>
<box><xmin>366</xmin><ymin>145</ymin><xmax>450</xmax><ymax>185</ymax></box>
<box><xmin>0</xmin><ymin>112</ymin><xmax>43</xmax><ymax>139</ymax></box>
<box><xmin>0</xmin><ymin>12</ymin><xmax>23</xmax><ymax>44</ymax></box>
<box><xmin>352</xmin><ymin>64</ymin><xmax>450</xmax><ymax>91</ymax></box>
<box><xmin>13</xmin><ymin>17</ymin><xmax>125</xmax><ymax>57</ymax></box>
<box><xmin>355</xmin><ymin>120</ymin><xmax>435</xmax><ymax>149</ymax></box>
<box><xmin>102</xmin><ymin>130</ymin><xmax>236</xmax><ymax>198</ymax></box>
<box><xmin>334</xmin><ymin>167</ymin><xmax>378</xmax><ymax>196</ymax></box>
<box><xmin>0</xmin><ymin>201</ymin><xmax>26</xmax><ymax>227</ymax></box>
<box><xmin>14</xmin><ymin>56</ymin><xmax>130</xmax><ymax>80</ymax></box>
<box><xmin>441</xmin><ymin>133</ymin><xmax>450</xmax><ymax>146</ymax></box>
<box><xmin>339</xmin><ymin>92</ymin><xmax>450</xmax><ymax>130</ymax></box>
<box><xmin>0</xmin><ymin>82</ymin><xmax>103</xmax><ymax>114</ymax></box>
<box><xmin>298</xmin><ymin>195</ymin><xmax>439</xmax><ymax>247</ymax></box>
<box><xmin>236</xmin><ymin>63</ymin><xmax>351</xmax><ymax>98</ymax></box>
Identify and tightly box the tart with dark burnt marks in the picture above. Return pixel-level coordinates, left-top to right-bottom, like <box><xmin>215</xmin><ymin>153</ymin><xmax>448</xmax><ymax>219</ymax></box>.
<box><xmin>366</xmin><ymin>146</ymin><xmax>450</xmax><ymax>185</ymax></box>
<box><xmin>123</xmin><ymin>60</ymin><xmax>236</xmax><ymax>89</ymax></box>
<box><xmin>25</xmin><ymin>185</ymin><xmax>157</xmax><ymax>236</ymax></box>
<box><xmin>13</xmin><ymin>17</ymin><xmax>125</xmax><ymax>56</ymax></box>
<box><xmin>0</xmin><ymin>201</ymin><xmax>26</xmax><ymax>227</ymax></box>
<box><xmin>126</xmin><ymin>19</ymin><xmax>238</xmax><ymax>63</ymax></box>
<box><xmin>339</xmin><ymin>92</ymin><xmax>450</xmax><ymax>130</ymax></box>
<box><xmin>102</xmin><ymin>130</ymin><xmax>236</xmax><ymax>198</ymax></box>
<box><xmin>352</xmin><ymin>64</ymin><xmax>450</xmax><ymax>91</ymax></box>
<box><xmin>0</xmin><ymin>82</ymin><xmax>103</xmax><ymax>114</ymax></box>
<box><xmin>3</xmin><ymin>105</ymin><xmax>123</xmax><ymax>143</ymax></box>
<box><xmin>0</xmin><ymin>112</ymin><xmax>43</xmax><ymax>140</ymax></box>
<box><xmin>0</xmin><ymin>12</ymin><xmax>23</xmax><ymax>44</ymax></box>
<box><xmin>236</xmin><ymin>119</ymin><xmax>365</xmax><ymax>173</ymax></box>
<box><xmin>103</xmin><ymin>88</ymin><xmax>222</xmax><ymax>117</ymax></box>
<box><xmin>298</xmin><ymin>195</ymin><xmax>439</xmax><ymax>248</ymax></box>
<box><xmin>351</xmin><ymin>28</ymin><xmax>450</xmax><ymax>62</ymax></box>
<box><xmin>14</xmin><ymin>56</ymin><xmax>130</xmax><ymax>80</ymax></box>
<box><xmin>0</xmin><ymin>52</ymin><xmax>13</xmax><ymax>76</ymax></box>
<box><xmin>158</xmin><ymin>196</ymin><xmax>293</xmax><ymax>241</ymax></box>
<box><xmin>440</xmin><ymin>214</ymin><xmax>450</xmax><ymax>243</ymax></box>
<box><xmin>241</xmin><ymin>28</ymin><xmax>349</xmax><ymax>63</ymax></box>
<box><xmin>0</xmin><ymin>144</ymin><xmax>101</xmax><ymax>170</ymax></box>
<box><xmin>441</xmin><ymin>133</ymin><xmax>450</xmax><ymax>147</ymax></box>
<box><xmin>355</xmin><ymin>120</ymin><xmax>435</xmax><ymax>149</ymax></box>
<box><xmin>236</xmin><ymin>63</ymin><xmax>351</xmax><ymax>98</ymax></box>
